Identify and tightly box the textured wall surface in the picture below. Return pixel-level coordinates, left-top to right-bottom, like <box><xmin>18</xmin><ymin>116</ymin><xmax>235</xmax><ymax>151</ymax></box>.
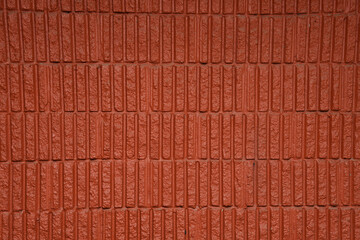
<box><xmin>1</xmin><ymin>0</ymin><xmax>360</xmax><ymax>239</ymax></box>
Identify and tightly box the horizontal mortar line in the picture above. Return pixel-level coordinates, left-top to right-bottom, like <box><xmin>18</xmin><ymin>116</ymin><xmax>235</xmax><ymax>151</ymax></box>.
<box><xmin>2</xmin><ymin>205</ymin><xmax>360</xmax><ymax>213</ymax></box>
<box><xmin>1</xmin><ymin>61</ymin><xmax>360</xmax><ymax>66</ymax></box>
<box><xmin>1</xmin><ymin>111</ymin><xmax>360</xmax><ymax>114</ymax></box>
<box><xmin>2</xmin><ymin>9</ymin><xmax>359</xmax><ymax>17</ymax></box>
<box><xmin>4</xmin><ymin>158</ymin><xmax>360</xmax><ymax>163</ymax></box>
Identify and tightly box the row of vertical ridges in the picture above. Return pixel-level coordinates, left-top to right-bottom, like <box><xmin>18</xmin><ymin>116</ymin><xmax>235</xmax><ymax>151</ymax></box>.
<box><xmin>1</xmin><ymin>112</ymin><xmax>360</xmax><ymax>161</ymax></box>
<box><xmin>1</xmin><ymin>160</ymin><xmax>360</xmax><ymax>211</ymax></box>
<box><xmin>1</xmin><ymin>64</ymin><xmax>360</xmax><ymax>113</ymax></box>
<box><xmin>0</xmin><ymin>13</ymin><xmax>360</xmax><ymax>63</ymax></box>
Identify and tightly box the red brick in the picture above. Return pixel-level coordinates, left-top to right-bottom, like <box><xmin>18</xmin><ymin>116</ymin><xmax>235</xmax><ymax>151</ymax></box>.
<box><xmin>333</xmin><ymin>16</ymin><xmax>345</xmax><ymax>62</ymax></box>
<box><xmin>61</xmin><ymin>13</ymin><xmax>73</xmax><ymax>62</ymax></box>
<box><xmin>100</xmin><ymin>15</ymin><xmax>111</xmax><ymax>62</ymax></box>
<box><xmin>284</xmin><ymin>17</ymin><xmax>294</xmax><ymax>63</ymax></box>
<box><xmin>321</xmin><ymin>16</ymin><xmax>332</xmax><ymax>62</ymax></box>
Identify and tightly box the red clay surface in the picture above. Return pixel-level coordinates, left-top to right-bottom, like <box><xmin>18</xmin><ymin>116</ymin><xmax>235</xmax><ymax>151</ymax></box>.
<box><xmin>1</xmin><ymin>0</ymin><xmax>360</xmax><ymax>239</ymax></box>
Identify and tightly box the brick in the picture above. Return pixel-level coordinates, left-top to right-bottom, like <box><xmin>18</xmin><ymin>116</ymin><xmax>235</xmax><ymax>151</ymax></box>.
<box><xmin>293</xmin><ymin>161</ymin><xmax>303</xmax><ymax>206</ymax></box>
<box><xmin>258</xmin><ymin>65</ymin><xmax>269</xmax><ymax>111</ymax></box>
<box><xmin>187</xmin><ymin>16</ymin><xmax>196</xmax><ymax>62</ymax></box>
<box><xmin>234</xmin><ymin>162</ymin><xmax>244</xmax><ymax>207</ymax></box>
<box><xmin>101</xmin><ymin>65</ymin><xmax>112</xmax><ymax>112</ymax></box>
<box><xmin>64</xmin><ymin>113</ymin><xmax>74</xmax><ymax>160</ymax></box>
<box><xmin>21</xmin><ymin>12</ymin><xmax>34</xmax><ymax>62</ymax></box>
<box><xmin>162</xmin><ymin>16</ymin><xmax>172</xmax><ymax>63</ymax></box>
<box><xmin>162</xmin><ymin>162</ymin><xmax>173</xmax><ymax>207</ymax></box>
<box><xmin>284</xmin><ymin>17</ymin><xmax>294</xmax><ymax>63</ymax></box>
<box><xmin>224</xmin><ymin>16</ymin><xmax>234</xmax><ymax>63</ymax></box>
<box><xmin>210</xmin><ymin>114</ymin><xmax>220</xmax><ymax>159</ymax></box>
<box><xmin>321</xmin><ymin>16</ymin><xmax>332</xmax><ymax>62</ymax></box>
<box><xmin>247</xmin><ymin>65</ymin><xmax>256</xmax><ymax>112</ymax></box>
<box><xmin>199</xmin><ymin>161</ymin><xmax>208</xmax><ymax>207</ymax></box>
<box><xmin>281</xmin><ymin>161</ymin><xmax>292</xmax><ymax>206</ymax></box>
<box><xmin>50</xmin><ymin>66</ymin><xmax>61</xmax><ymax>111</ymax></box>
<box><xmin>308</xmin><ymin>16</ymin><xmax>320</xmax><ymax>62</ymax></box>
<box><xmin>150</xmin><ymin>113</ymin><xmax>160</xmax><ymax>160</ymax></box>
<box><xmin>162</xmin><ymin>113</ymin><xmax>172</xmax><ymax>159</ymax></box>
<box><xmin>7</xmin><ymin>13</ymin><xmax>21</xmax><ymax>62</ymax></box>
<box><xmin>175</xmin><ymin>66</ymin><xmax>185</xmax><ymax>112</ymax></box>
<box><xmin>222</xmin><ymin>114</ymin><xmax>231</xmax><ymax>159</ymax></box>
<box><xmin>175</xmin><ymin>162</ymin><xmax>184</xmax><ymax>206</ymax></box>
<box><xmin>162</xmin><ymin>66</ymin><xmax>173</xmax><ymax>112</ymax></box>
<box><xmin>0</xmin><ymin>66</ymin><xmax>7</xmax><ymax>111</ymax></box>
<box><xmin>9</xmin><ymin>65</ymin><xmax>21</xmax><ymax>112</ymax></box>
<box><xmin>236</xmin><ymin>16</ymin><xmax>246</xmax><ymax>63</ymax></box>
<box><xmin>126</xmin><ymin>114</ymin><xmax>136</xmax><ymax>159</ymax></box>
<box><xmin>260</xmin><ymin>17</ymin><xmax>270</xmax><ymax>63</ymax></box>
<box><xmin>174</xmin><ymin>16</ymin><xmax>185</xmax><ymax>63</ymax></box>
<box><xmin>0</xmin><ymin>114</ymin><xmax>8</xmax><ymax>162</ymax></box>
<box><xmin>272</xmin><ymin>17</ymin><xmax>283</xmax><ymax>63</ymax></box>
<box><xmin>77</xmin><ymin>161</ymin><xmax>87</xmax><ymax>209</ymax></box>
<box><xmin>61</xmin><ymin>13</ymin><xmax>73</xmax><ymax>62</ymax></box>
<box><xmin>11</xmin><ymin>113</ymin><xmax>23</xmax><ymax>161</ymax></box>
<box><xmin>271</xmin><ymin>65</ymin><xmax>281</xmax><ymax>112</ymax></box>
<box><xmin>245</xmin><ymin>161</ymin><xmax>254</xmax><ymax>206</ymax></box>
<box><xmin>0</xmin><ymin>163</ymin><xmax>9</xmax><ymax>210</ymax></box>
<box><xmin>248</xmin><ymin>17</ymin><xmax>259</xmax><ymax>63</ymax></box>
<box><xmin>63</xmin><ymin>162</ymin><xmax>75</xmax><ymax>209</ymax></box>
<box><xmin>174</xmin><ymin>114</ymin><xmax>184</xmax><ymax>159</ymax></box>
<box><xmin>63</xmin><ymin>65</ymin><xmax>75</xmax><ymax>111</ymax></box>
<box><xmin>48</xmin><ymin>13</ymin><xmax>60</xmax><ymax>62</ymax></box>
<box><xmin>210</xmin><ymin>66</ymin><xmax>220</xmax><ymax>112</ymax></box>
<box><xmin>126</xmin><ymin>66</ymin><xmax>137</xmax><ymax>112</ymax></box>
<box><xmin>257</xmin><ymin>161</ymin><xmax>267</xmax><ymax>206</ymax></box>
<box><xmin>101</xmin><ymin>161</ymin><xmax>112</xmax><ymax>208</ymax></box>
<box><xmin>0</xmin><ymin>11</ymin><xmax>7</xmax><ymax>62</ymax></box>
<box><xmin>318</xmin><ymin>114</ymin><xmax>329</xmax><ymax>159</ymax></box>
<box><xmin>76</xmin><ymin>65</ymin><xmax>86</xmax><ymax>112</ymax></box>
<box><xmin>114</xmin><ymin>161</ymin><xmax>123</xmax><ymax>207</ymax></box>
<box><xmin>187</xmin><ymin>161</ymin><xmax>196</xmax><ymax>207</ymax></box>
<box><xmin>100</xmin><ymin>15</ymin><xmax>111</xmax><ymax>62</ymax></box>
<box><xmin>199</xmin><ymin>16</ymin><xmax>209</xmax><ymax>63</ymax></box>
<box><xmin>51</xmin><ymin>113</ymin><xmax>62</xmax><ymax>160</ymax></box>
<box><xmin>245</xmin><ymin>114</ymin><xmax>255</xmax><ymax>159</ymax></box>
<box><xmin>257</xmin><ymin>113</ymin><xmax>267</xmax><ymax>159</ymax></box>
<box><xmin>319</xmin><ymin>64</ymin><xmax>330</xmax><ymax>111</ymax></box>
<box><xmin>333</xmin><ymin>16</ymin><xmax>345</xmax><ymax>62</ymax></box>
<box><xmin>199</xmin><ymin>114</ymin><xmax>208</xmax><ymax>159</ymax></box>
<box><xmin>356</xmin><ymin>67</ymin><xmax>360</xmax><ymax>112</ymax></box>
<box><xmin>25</xmin><ymin>163</ymin><xmax>37</xmax><ymax>211</ymax></box>
<box><xmin>342</xmin><ymin>66</ymin><xmax>354</xmax><ymax>112</ymax></box>
<box><xmin>345</xmin><ymin>15</ymin><xmax>357</xmax><ymax>62</ymax></box>
<box><xmin>305</xmin><ymin>113</ymin><xmax>316</xmax><ymax>158</ymax></box>
<box><xmin>88</xmin><ymin>15</ymin><xmax>98</xmax><ymax>62</ymax></box>
<box><xmin>305</xmin><ymin>159</ymin><xmax>315</xmax><ymax>205</ymax></box>
<box><xmin>329</xmin><ymin>160</ymin><xmax>338</xmax><ymax>206</ymax></box>
<box><xmin>76</xmin><ymin>113</ymin><xmax>87</xmax><ymax>159</ymax></box>
<box><xmin>89</xmin><ymin>161</ymin><xmax>100</xmax><ymax>208</ymax></box>
<box><xmin>283</xmin><ymin>65</ymin><xmax>294</xmax><ymax>111</ymax></box>
<box><xmin>23</xmin><ymin>65</ymin><xmax>36</xmax><ymax>112</ymax></box>
<box><xmin>211</xmin><ymin>16</ymin><xmax>222</xmax><ymax>63</ymax></box>
<box><xmin>269</xmin><ymin>114</ymin><xmax>280</xmax><ymax>159</ymax></box>
<box><xmin>233</xmin><ymin>114</ymin><xmax>243</xmax><ymax>160</ymax></box>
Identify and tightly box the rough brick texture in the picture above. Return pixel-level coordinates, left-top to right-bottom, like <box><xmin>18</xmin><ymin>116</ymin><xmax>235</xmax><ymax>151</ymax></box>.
<box><xmin>1</xmin><ymin>0</ymin><xmax>360</xmax><ymax>239</ymax></box>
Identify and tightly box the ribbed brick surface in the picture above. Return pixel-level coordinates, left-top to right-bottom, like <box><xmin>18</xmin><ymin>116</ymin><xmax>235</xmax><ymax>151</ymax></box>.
<box><xmin>1</xmin><ymin>0</ymin><xmax>360</xmax><ymax>239</ymax></box>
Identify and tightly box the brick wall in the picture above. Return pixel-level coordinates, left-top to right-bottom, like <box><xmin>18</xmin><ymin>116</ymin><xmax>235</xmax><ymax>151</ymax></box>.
<box><xmin>1</xmin><ymin>0</ymin><xmax>360</xmax><ymax>239</ymax></box>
